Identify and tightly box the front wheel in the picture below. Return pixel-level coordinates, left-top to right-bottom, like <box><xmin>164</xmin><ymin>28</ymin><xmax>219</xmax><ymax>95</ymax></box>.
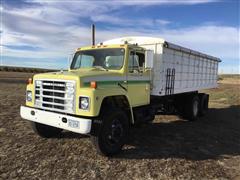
<box><xmin>91</xmin><ymin>109</ymin><xmax>129</xmax><ymax>156</ymax></box>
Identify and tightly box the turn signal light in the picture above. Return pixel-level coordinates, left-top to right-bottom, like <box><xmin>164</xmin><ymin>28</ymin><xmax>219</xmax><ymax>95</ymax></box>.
<box><xmin>28</xmin><ymin>78</ymin><xmax>33</xmax><ymax>85</ymax></box>
<box><xmin>90</xmin><ymin>81</ymin><xmax>97</xmax><ymax>89</ymax></box>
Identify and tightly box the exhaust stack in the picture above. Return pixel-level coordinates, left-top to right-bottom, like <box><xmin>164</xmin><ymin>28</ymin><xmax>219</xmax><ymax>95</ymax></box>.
<box><xmin>91</xmin><ymin>24</ymin><xmax>95</xmax><ymax>46</ymax></box>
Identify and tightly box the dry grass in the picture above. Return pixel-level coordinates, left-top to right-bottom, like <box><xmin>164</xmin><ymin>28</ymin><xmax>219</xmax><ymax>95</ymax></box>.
<box><xmin>0</xmin><ymin>72</ymin><xmax>239</xmax><ymax>179</ymax></box>
<box><xmin>0</xmin><ymin>66</ymin><xmax>56</xmax><ymax>73</ymax></box>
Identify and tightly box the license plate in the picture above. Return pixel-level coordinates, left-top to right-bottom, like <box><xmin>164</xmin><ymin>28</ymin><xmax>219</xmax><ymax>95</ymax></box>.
<box><xmin>68</xmin><ymin>119</ymin><xmax>80</xmax><ymax>129</ymax></box>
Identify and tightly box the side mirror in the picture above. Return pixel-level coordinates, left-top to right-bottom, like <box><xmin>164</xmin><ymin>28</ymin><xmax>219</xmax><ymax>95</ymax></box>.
<box><xmin>145</xmin><ymin>50</ymin><xmax>154</xmax><ymax>69</ymax></box>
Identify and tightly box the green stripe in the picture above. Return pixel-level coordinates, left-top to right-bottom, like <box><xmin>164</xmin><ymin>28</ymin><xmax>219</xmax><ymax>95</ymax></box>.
<box><xmin>83</xmin><ymin>80</ymin><xmax>150</xmax><ymax>87</ymax></box>
<box><xmin>127</xmin><ymin>80</ymin><xmax>150</xmax><ymax>84</ymax></box>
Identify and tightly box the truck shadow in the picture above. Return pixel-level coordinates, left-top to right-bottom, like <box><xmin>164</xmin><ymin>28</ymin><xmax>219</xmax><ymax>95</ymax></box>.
<box><xmin>60</xmin><ymin>131</ymin><xmax>89</xmax><ymax>139</ymax></box>
<box><xmin>118</xmin><ymin>105</ymin><xmax>240</xmax><ymax>160</ymax></box>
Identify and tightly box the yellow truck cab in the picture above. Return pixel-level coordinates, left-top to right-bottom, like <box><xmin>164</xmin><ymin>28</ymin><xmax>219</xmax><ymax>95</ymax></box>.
<box><xmin>20</xmin><ymin>36</ymin><xmax>220</xmax><ymax>156</ymax></box>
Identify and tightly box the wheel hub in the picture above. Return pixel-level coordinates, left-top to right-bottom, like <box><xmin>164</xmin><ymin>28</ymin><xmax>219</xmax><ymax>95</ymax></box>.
<box><xmin>107</xmin><ymin>119</ymin><xmax>123</xmax><ymax>144</ymax></box>
<box><xmin>193</xmin><ymin>100</ymin><xmax>198</xmax><ymax>116</ymax></box>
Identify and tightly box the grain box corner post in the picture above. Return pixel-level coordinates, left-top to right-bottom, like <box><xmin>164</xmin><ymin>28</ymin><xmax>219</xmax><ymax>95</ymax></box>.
<box><xmin>20</xmin><ymin>36</ymin><xmax>220</xmax><ymax>156</ymax></box>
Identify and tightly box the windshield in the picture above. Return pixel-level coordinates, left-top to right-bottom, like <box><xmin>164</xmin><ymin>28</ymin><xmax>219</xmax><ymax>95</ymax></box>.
<box><xmin>71</xmin><ymin>48</ymin><xmax>125</xmax><ymax>70</ymax></box>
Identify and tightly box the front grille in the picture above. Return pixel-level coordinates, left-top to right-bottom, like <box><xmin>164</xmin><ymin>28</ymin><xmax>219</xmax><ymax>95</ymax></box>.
<box><xmin>34</xmin><ymin>80</ymin><xmax>75</xmax><ymax>113</ymax></box>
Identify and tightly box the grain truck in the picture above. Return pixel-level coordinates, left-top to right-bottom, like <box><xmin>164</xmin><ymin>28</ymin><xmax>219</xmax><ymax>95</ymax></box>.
<box><xmin>20</xmin><ymin>36</ymin><xmax>220</xmax><ymax>156</ymax></box>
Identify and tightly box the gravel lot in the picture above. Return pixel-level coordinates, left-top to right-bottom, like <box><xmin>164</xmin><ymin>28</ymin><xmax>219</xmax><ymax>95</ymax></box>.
<box><xmin>0</xmin><ymin>72</ymin><xmax>240</xmax><ymax>179</ymax></box>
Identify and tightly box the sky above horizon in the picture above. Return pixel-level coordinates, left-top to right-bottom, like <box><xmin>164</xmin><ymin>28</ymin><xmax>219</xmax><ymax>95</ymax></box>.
<box><xmin>0</xmin><ymin>0</ymin><xmax>239</xmax><ymax>73</ymax></box>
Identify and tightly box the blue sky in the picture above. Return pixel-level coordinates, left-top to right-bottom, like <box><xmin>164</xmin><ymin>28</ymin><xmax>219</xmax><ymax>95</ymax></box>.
<box><xmin>0</xmin><ymin>0</ymin><xmax>239</xmax><ymax>73</ymax></box>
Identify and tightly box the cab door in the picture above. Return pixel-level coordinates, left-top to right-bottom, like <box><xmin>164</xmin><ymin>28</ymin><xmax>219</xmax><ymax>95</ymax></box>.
<box><xmin>127</xmin><ymin>51</ymin><xmax>150</xmax><ymax>106</ymax></box>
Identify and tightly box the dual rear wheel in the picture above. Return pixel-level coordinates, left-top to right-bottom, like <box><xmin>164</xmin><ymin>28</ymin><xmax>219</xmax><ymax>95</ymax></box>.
<box><xmin>181</xmin><ymin>93</ymin><xmax>209</xmax><ymax>121</ymax></box>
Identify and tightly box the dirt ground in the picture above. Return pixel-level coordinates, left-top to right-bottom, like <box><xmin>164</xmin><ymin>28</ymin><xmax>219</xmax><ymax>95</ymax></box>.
<box><xmin>0</xmin><ymin>72</ymin><xmax>240</xmax><ymax>180</ymax></box>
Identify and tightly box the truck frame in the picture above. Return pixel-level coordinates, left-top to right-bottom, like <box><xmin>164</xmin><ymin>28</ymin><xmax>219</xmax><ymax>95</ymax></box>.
<box><xmin>20</xmin><ymin>36</ymin><xmax>220</xmax><ymax>156</ymax></box>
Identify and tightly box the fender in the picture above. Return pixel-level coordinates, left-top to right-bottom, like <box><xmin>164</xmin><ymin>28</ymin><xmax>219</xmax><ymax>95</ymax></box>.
<box><xmin>98</xmin><ymin>94</ymin><xmax>134</xmax><ymax>124</ymax></box>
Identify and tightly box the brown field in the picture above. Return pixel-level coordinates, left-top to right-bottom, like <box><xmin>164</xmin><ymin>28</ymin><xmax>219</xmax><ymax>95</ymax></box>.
<box><xmin>0</xmin><ymin>66</ymin><xmax>55</xmax><ymax>73</ymax></box>
<box><xmin>0</xmin><ymin>72</ymin><xmax>240</xmax><ymax>179</ymax></box>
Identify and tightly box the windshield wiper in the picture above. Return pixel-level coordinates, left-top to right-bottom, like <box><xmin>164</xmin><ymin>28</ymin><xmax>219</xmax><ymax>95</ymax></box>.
<box><xmin>93</xmin><ymin>66</ymin><xmax>108</xmax><ymax>71</ymax></box>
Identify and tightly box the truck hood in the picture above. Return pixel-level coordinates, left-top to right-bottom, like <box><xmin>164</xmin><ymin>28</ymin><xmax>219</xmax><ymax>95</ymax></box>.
<box><xmin>33</xmin><ymin>68</ymin><xmax>124</xmax><ymax>87</ymax></box>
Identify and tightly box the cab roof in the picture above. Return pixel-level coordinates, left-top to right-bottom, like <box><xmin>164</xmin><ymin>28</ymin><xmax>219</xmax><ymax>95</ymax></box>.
<box><xmin>76</xmin><ymin>43</ymin><xmax>143</xmax><ymax>52</ymax></box>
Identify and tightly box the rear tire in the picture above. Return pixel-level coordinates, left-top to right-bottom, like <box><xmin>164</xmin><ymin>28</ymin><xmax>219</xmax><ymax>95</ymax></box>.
<box><xmin>91</xmin><ymin>109</ymin><xmax>129</xmax><ymax>156</ymax></box>
<box><xmin>199</xmin><ymin>94</ymin><xmax>209</xmax><ymax>116</ymax></box>
<box><xmin>184</xmin><ymin>95</ymin><xmax>199</xmax><ymax>121</ymax></box>
<box><xmin>31</xmin><ymin>122</ymin><xmax>62</xmax><ymax>138</ymax></box>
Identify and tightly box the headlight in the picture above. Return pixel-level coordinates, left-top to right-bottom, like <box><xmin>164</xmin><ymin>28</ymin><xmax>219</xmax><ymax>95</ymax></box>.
<box><xmin>79</xmin><ymin>96</ymin><xmax>90</xmax><ymax>110</ymax></box>
<box><xmin>66</xmin><ymin>88</ymin><xmax>74</xmax><ymax>94</ymax></box>
<box><xmin>26</xmin><ymin>91</ymin><xmax>32</xmax><ymax>102</ymax></box>
<box><xmin>66</xmin><ymin>82</ymin><xmax>74</xmax><ymax>93</ymax></box>
<box><xmin>36</xmin><ymin>80</ymin><xmax>42</xmax><ymax>86</ymax></box>
<box><xmin>66</xmin><ymin>82</ymin><xmax>74</xmax><ymax>88</ymax></box>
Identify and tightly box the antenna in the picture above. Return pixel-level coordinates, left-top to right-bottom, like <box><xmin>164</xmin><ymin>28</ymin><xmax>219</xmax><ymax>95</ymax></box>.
<box><xmin>91</xmin><ymin>24</ymin><xmax>95</xmax><ymax>46</ymax></box>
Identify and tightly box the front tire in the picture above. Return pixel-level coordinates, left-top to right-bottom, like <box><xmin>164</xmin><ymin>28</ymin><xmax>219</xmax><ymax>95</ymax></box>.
<box><xmin>31</xmin><ymin>122</ymin><xmax>62</xmax><ymax>138</ymax></box>
<box><xmin>91</xmin><ymin>109</ymin><xmax>129</xmax><ymax>156</ymax></box>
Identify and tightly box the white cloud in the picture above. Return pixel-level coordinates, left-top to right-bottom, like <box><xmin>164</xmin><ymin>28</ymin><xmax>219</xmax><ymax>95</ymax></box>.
<box><xmin>30</xmin><ymin>0</ymin><xmax>218</xmax><ymax>7</ymax></box>
<box><xmin>24</xmin><ymin>0</ymin><xmax>217</xmax><ymax>26</ymax></box>
<box><xmin>159</xmin><ymin>25</ymin><xmax>239</xmax><ymax>59</ymax></box>
<box><xmin>91</xmin><ymin>14</ymin><xmax>171</xmax><ymax>27</ymax></box>
<box><xmin>105</xmin><ymin>0</ymin><xmax>218</xmax><ymax>6</ymax></box>
<box><xmin>1</xmin><ymin>0</ymin><xmax>239</xmax><ymax>73</ymax></box>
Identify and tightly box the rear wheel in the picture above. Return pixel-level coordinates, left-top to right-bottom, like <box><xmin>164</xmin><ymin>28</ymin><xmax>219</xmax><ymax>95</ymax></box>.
<box><xmin>31</xmin><ymin>122</ymin><xmax>62</xmax><ymax>138</ymax></box>
<box><xmin>91</xmin><ymin>109</ymin><xmax>129</xmax><ymax>156</ymax></box>
<box><xmin>184</xmin><ymin>95</ymin><xmax>199</xmax><ymax>121</ymax></box>
<box><xmin>199</xmin><ymin>94</ymin><xmax>209</xmax><ymax>116</ymax></box>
